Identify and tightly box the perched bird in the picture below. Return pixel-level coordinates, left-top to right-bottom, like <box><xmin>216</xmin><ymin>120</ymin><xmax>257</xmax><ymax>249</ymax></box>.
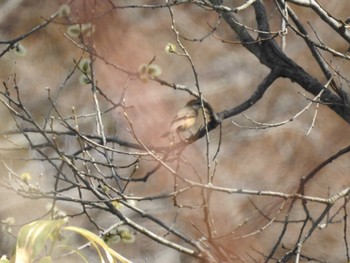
<box><xmin>162</xmin><ymin>100</ymin><xmax>202</xmax><ymax>138</ymax></box>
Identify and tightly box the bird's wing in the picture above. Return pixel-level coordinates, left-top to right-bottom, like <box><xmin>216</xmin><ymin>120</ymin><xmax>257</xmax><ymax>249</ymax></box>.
<box><xmin>171</xmin><ymin>108</ymin><xmax>195</xmax><ymax>125</ymax></box>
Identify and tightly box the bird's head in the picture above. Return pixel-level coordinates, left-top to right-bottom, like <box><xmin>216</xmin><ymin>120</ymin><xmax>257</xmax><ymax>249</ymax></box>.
<box><xmin>186</xmin><ymin>99</ymin><xmax>202</xmax><ymax>110</ymax></box>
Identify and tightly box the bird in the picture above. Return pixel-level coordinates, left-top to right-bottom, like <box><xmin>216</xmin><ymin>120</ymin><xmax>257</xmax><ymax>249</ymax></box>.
<box><xmin>162</xmin><ymin>99</ymin><xmax>203</xmax><ymax>138</ymax></box>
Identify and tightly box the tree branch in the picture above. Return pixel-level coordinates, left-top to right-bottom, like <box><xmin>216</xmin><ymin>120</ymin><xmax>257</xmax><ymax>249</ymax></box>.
<box><xmin>287</xmin><ymin>0</ymin><xmax>350</xmax><ymax>43</ymax></box>
<box><xmin>210</xmin><ymin>0</ymin><xmax>350</xmax><ymax>123</ymax></box>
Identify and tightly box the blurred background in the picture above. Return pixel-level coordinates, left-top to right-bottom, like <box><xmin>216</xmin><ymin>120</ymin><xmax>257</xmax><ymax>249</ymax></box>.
<box><xmin>0</xmin><ymin>0</ymin><xmax>350</xmax><ymax>262</ymax></box>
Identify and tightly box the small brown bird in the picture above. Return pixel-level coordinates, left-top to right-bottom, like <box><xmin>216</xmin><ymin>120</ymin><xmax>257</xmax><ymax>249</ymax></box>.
<box><xmin>162</xmin><ymin>100</ymin><xmax>202</xmax><ymax>138</ymax></box>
